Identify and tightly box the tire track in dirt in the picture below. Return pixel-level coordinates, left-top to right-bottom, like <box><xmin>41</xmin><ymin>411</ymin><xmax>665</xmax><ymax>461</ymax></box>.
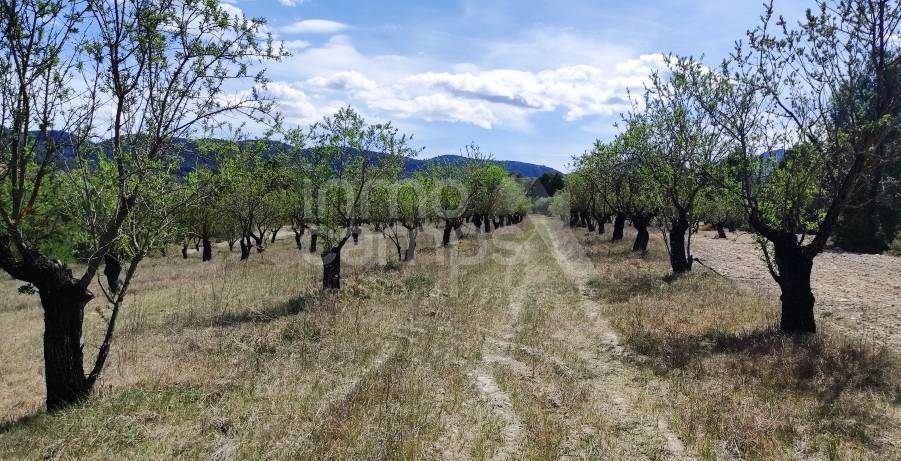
<box><xmin>534</xmin><ymin>217</ymin><xmax>694</xmax><ymax>461</ymax></box>
<box><xmin>465</xmin><ymin>231</ymin><xmax>538</xmax><ymax>461</ymax></box>
<box><xmin>288</xmin><ymin>330</ymin><xmax>416</xmax><ymax>453</ymax></box>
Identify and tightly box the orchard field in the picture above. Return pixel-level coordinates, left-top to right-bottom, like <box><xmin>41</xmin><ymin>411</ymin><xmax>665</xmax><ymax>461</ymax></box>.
<box><xmin>1</xmin><ymin>0</ymin><xmax>900</xmax><ymax>460</ymax></box>
<box><xmin>2</xmin><ymin>218</ymin><xmax>898</xmax><ymax>460</ymax></box>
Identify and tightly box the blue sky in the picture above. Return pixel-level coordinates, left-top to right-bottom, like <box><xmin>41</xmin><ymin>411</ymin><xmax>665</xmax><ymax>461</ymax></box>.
<box><xmin>222</xmin><ymin>0</ymin><xmax>811</xmax><ymax>171</ymax></box>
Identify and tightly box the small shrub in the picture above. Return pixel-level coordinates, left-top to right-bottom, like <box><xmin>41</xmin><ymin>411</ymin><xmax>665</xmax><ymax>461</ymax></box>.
<box><xmin>889</xmin><ymin>231</ymin><xmax>901</xmax><ymax>256</ymax></box>
<box><xmin>402</xmin><ymin>273</ymin><xmax>434</xmax><ymax>293</ymax></box>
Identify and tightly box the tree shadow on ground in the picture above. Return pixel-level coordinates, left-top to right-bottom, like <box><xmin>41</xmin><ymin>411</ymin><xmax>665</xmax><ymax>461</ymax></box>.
<box><xmin>0</xmin><ymin>411</ymin><xmax>44</xmax><ymax>435</ymax></box>
<box><xmin>165</xmin><ymin>292</ymin><xmax>320</xmax><ymax>330</ymax></box>
<box><xmin>203</xmin><ymin>292</ymin><xmax>319</xmax><ymax>327</ymax></box>
<box><xmin>628</xmin><ymin>326</ymin><xmax>901</xmax><ymax>443</ymax></box>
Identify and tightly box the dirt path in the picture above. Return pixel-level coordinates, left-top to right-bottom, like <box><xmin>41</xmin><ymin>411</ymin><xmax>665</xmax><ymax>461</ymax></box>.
<box><xmin>534</xmin><ymin>217</ymin><xmax>694</xmax><ymax>461</ymax></box>
<box><xmin>692</xmin><ymin>231</ymin><xmax>901</xmax><ymax>350</ymax></box>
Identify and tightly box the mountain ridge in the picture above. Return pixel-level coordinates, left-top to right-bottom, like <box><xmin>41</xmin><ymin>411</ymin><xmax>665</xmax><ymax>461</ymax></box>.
<box><xmin>34</xmin><ymin>131</ymin><xmax>560</xmax><ymax>178</ymax></box>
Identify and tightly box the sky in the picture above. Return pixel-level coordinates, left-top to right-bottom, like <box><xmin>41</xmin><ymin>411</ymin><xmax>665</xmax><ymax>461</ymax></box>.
<box><xmin>221</xmin><ymin>0</ymin><xmax>812</xmax><ymax>172</ymax></box>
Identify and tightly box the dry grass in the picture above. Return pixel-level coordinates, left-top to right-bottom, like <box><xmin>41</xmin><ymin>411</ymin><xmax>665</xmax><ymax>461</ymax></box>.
<box><xmin>577</xmin><ymin>227</ymin><xmax>901</xmax><ymax>460</ymax></box>
<box><xmin>1</xmin><ymin>219</ymin><xmax>899</xmax><ymax>460</ymax></box>
<box><xmin>1</xmin><ymin>221</ymin><xmax>616</xmax><ymax>460</ymax></box>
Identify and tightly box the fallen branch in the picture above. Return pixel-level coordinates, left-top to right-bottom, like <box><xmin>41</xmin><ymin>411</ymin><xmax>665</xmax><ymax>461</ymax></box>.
<box><xmin>693</xmin><ymin>257</ymin><xmax>729</xmax><ymax>279</ymax></box>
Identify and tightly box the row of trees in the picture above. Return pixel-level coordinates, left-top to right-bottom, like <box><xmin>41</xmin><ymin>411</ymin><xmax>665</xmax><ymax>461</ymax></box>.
<box><xmin>557</xmin><ymin>0</ymin><xmax>899</xmax><ymax>335</ymax></box>
<box><xmin>0</xmin><ymin>0</ymin><xmax>530</xmax><ymax>412</ymax></box>
<box><xmin>181</xmin><ymin>117</ymin><xmax>531</xmax><ymax>287</ymax></box>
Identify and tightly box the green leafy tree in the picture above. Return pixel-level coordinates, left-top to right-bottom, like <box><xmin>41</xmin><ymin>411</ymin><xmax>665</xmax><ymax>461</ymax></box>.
<box><xmin>306</xmin><ymin>107</ymin><xmax>418</xmax><ymax>289</ymax></box>
<box><xmin>638</xmin><ymin>56</ymin><xmax>728</xmax><ymax>272</ymax></box>
<box><xmin>688</xmin><ymin>0</ymin><xmax>900</xmax><ymax>333</ymax></box>
<box><xmin>468</xmin><ymin>163</ymin><xmax>508</xmax><ymax>233</ymax></box>
<box><xmin>0</xmin><ymin>0</ymin><xmax>281</xmax><ymax>411</ymax></box>
<box><xmin>211</xmin><ymin>138</ymin><xmax>287</xmax><ymax>260</ymax></box>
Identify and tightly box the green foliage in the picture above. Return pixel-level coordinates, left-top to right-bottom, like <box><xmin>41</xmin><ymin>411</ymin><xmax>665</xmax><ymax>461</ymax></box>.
<box><xmin>532</xmin><ymin>197</ymin><xmax>551</xmax><ymax>215</ymax></box>
<box><xmin>205</xmin><ymin>138</ymin><xmax>289</xmax><ymax>245</ymax></box>
<box><xmin>548</xmin><ymin>189</ymin><xmax>571</xmax><ymax>219</ymax></box>
<box><xmin>306</xmin><ymin>107</ymin><xmax>419</xmax><ymax>254</ymax></box>
<box><xmin>467</xmin><ymin>163</ymin><xmax>508</xmax><ymax>218</ymax></box>
<box><xmin>889</xmin><ymin>232</ymin><xmax>901</xmax><ymax>256</ymax></box>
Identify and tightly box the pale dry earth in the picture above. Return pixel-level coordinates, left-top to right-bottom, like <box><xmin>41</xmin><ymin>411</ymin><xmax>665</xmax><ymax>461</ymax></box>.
<box><xmin>691</xmin><ymin>230</ymin><xmax>901</xmax><ymax>350</ymax></box>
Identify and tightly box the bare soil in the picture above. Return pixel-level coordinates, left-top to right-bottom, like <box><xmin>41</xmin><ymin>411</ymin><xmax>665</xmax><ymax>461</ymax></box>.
<box><xmin>691</xmin><ymin>230</ymin><xmax>901</xmax><ymax>350</ymax></box>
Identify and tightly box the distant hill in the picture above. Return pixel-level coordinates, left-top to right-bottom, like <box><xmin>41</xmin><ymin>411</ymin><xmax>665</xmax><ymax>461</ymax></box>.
<box><xmin>404</xmin><ymin>155</ymin><xmax>559</xmax><ymax>178</ymax></box>
<box><xmin>33</xmin><ymin>132</ymin><xmax>559</xmax><ymax>178</ymax></box>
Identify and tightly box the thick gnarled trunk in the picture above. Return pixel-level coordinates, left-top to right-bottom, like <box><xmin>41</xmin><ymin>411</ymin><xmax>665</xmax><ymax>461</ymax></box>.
<box><xmin>293</xmin><ymin>229</ymin><xmax>304</xmax><ymax>250</ymax></box>
<box><xmin>669</xmin><ymin>215</ymin><xmax>692</xmax><ymax>273</ymax></box>
<box><xmin>773</xmin><ymin>238</ymin><xmax>816</xmax><ymax>334</ymax></box>
<box><xmin>322</xmin><ymin>249</ymin><xmax>341</xmax><ymax>290</ymax></box>
<box><xmin>632</xmin><ymin>217</ymin><xmax>650</xmax><ymax>253</ymax></box>
<box><xmin>239</xmin><ymin>236</ymin><xmax>251</xmax><ymax>260</ymax></box>
<box><xmin>103</xmin><ymin>253</ymin><xmax>122</xmax><ymax>294</ymax></box>
<box><xmin>442</xmin><ymin>221</ymin><xmax>453</xmax><ymax>246</ymax></box>
<box><xmin>405</xmin><ymin>227</ymin><xmax>418</xmax><ymax>261</ymax></box>
<box><xmin>715</xmin><ymin>222</ymin><xmax>728</xmax><ymax>239</ymax></box>
<box><xmin>611</xmin><ymin>213</ymin><xmax>625</xmax><ymax>241</ymax></box>
<box><xmin>39</xmin><ymin>283</ymin><xmax>94</xmax><ymax>412</ymax></box>
<box><xmin>201</xmin><ymin>238</ymin><xmax>212</xmax><ymax>262</ymax></box>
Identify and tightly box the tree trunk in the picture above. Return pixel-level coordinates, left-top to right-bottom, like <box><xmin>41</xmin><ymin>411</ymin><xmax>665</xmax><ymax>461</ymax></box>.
<box><xmin>484</xmin><ymin>217</ymin><xmax>491</xmax><ymax>233</ymax></box>
<box><xmin>181</xmin><ymin>243</ymin><xmax>188</xmax><ymax>259</ymax></box>
<box><xmin>773</xmin><ymin>238</ymin><xmax>816</xmax><ymax>334</ymax></box>
<box><xmin>322</xmin><ymin>249</ymin><xmax>341</xmax><ymax>290</ymax></box>
<box><xmin>632</xmin><ymin>217</ymin><xmax>650</xmax><ymax>252</ymax></box>
<box><xmin>310</xmin><ymin>231</ymin><xmax>318</xmax><ymax>253</ymax></box>
<box><xmin>472</xmin><ymin>214</ymin><xmax>482</xmax><ymax>232</ymax></box>
<box><xmin>716</xmin><ymin>222</ymin><xmax>727</xmax><ymax>239</ymax></box>
<box><xmin>596</xmin><ymin>215</ymin><xmax>606</xmax><ymax>234</ymax></box>
<box><xmin>294</xmin><ymin>230</ymin><xmax>303</xmax><ymax>250</ymax></box>
<box><xmin>405</xmin><ymin>227</ymin><xmax>418</xmax><ymax>261</ymax></box>
<box><xmin>442</xmin><ymin>221</ymin><xmax>453</xmax><ymax>246</ymax></box>
<box><xmin>454</xmin><ymin>223</ymin><xmax>463</xmax><ymax>239</ymax></box>
<box><xmin>201</xmin><ymin>238</ymin><xmax>212</xmax><ymax>262</ymax></box>
<box><xmin>611</xmin><ymin>213</ymin><xmax>625</xmax><ymax>241</ymax></box>
<box><xmin>669</xmin><ymin>215</ymin><xmax>692</xmax><ymax>273</ymax></box>
<box><xmin>39</xmin><ymin>285</ymin><xmax>93</xmax><ymax>412</ymax></box>
<box><xmin>103</xmin><ymin>253</ymin><xmax>122</xmax><ymax>294</ymax></box>
<box><xmin>252</xmin><ymin>233</ymin><xmax>265</xmax><ymax>253</ymax></box>
<box><xmin>228</xmin><ymin>239</ymin><xmax>236</xmax><ymax>252</ymax></box>
<box><xmin>270</xmin><ymin>228</ymin><xmax>279</xmax><ymax>243</ymax></box>
<box><xmin>239</xmin><ymin>236</ymin><xmax>251</xmax><ymax>260</ymax></box>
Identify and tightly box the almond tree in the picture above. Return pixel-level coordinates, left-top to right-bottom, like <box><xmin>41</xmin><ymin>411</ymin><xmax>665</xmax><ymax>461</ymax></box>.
<box><xmin>211</xmin><ymin>138</ymin><xmax>288</xmax><ymax>260</ymax></box>
<box><xmin>689</xmin><ymin>0</ymin><xmax>900</xmax><ymax>333</ymax></box>
<box><xmin>638</xmin><ymin>56</ymin><xmax>728</xmax><ymax>272</ymax></box>
<box><xmin>0</xmin><ymin>0</ymin><xmax>280</xmax><ymax>410</ymax></box>
<box><xmin>428</xmin><ymin>143</ymin><xmax>488</xmax><ymax>246</ymax></box>
<box><xmin>307</xmin><ymin>107</ymin><xmax>418</xmax><ymax>289</ymax></box>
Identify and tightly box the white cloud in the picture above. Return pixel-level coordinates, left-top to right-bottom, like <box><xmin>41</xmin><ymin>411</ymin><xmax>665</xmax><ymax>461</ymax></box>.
<box><xmin>265</xmin><ymin>33</ymin><xmax>665</xmax><ymax>130</ymax></box>
<box><xmin>367</xmin><ymin>93</ymin><xmax>498</xmax><ymax>129</ymax></box>
<box><xmin>307</xmin><ymin>71</ymin><xmax>377</xmax><ymax>92</ymax></box>
<box><xmin>261</xmin><ymin>82</ymin><xmax>322</xmax><ymax>125</ymax></box>
<box><xmin>280</xmin><ymin>19</ymin><xmax>349</xmax><ymax>35</ymax></box>
<box><xmin>484</xmin><ymin>28</ymin><xmax>637</xmax><ymax>70</ymax></box>
<box><xmin>279</xmin><ymin>39</ymin><xmax>311</xmax><ymax>51</ymax></box>
<box><xmin>278</xmin><ymin>0</ymin><xmax>307</xmax><ymax>5</ymax></box>
<box><xmin>219</xmin><ymin>2</ymin><xmax>243</xmax><ymax>19</ymax></box>
<box><xmin>398</xmin><ymin>55</ymin><xmax>663</xmax><ymax>122</ymax></box>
